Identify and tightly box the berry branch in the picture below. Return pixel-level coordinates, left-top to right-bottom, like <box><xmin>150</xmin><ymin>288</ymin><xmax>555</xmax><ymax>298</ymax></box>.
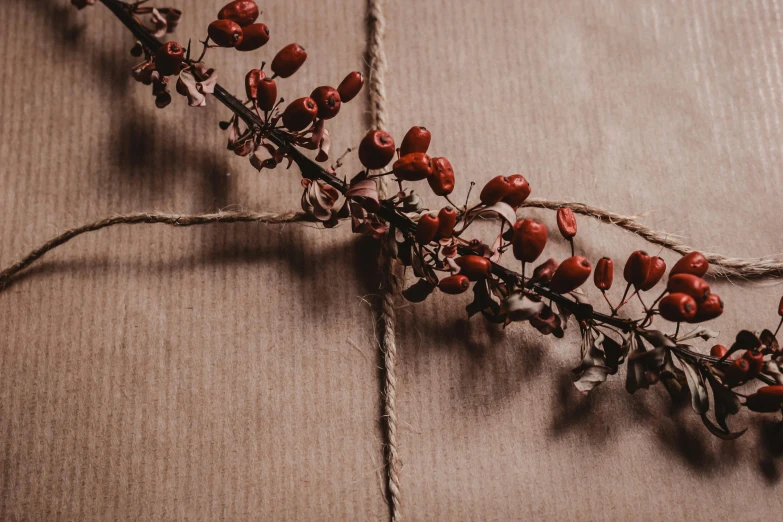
<box><xmin>62</xmin><ymin>0</ymin><xmax>783</xmax><ymax>439</ymax></box>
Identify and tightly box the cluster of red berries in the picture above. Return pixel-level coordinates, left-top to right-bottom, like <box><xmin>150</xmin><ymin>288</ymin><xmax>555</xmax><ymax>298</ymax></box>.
<box><xmin>207</xmin><ymin>0</ymin><xmax>269</xmax><ymax>52</ymax></box>
<box><xmin>272</xmin><ymin>70</ymin><xmax>364</xmax><ymax>133</ymax></box>
<box><xmin>358</xmin><ymin>126</ymin><xmax>456</xmax><ymax>195</ymax></box>
<box><xmin>92</xmin><ymin>0</ymin><xmax>783</xmax><ymax>434</ymax></box>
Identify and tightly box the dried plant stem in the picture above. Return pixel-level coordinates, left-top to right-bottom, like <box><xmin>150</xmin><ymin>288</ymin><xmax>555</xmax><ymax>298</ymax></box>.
<box><xmin>0</xmin><ymin>211</ymin><xmax>308</xmax><ymax>288</ymax></box>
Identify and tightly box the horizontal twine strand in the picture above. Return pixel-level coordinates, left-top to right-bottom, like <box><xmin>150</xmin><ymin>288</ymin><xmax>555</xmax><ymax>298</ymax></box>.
<box><xmin>520</xmin><ymin>199</ymin><xmax>783</xmax><ymax>279</ymax></box>
<box><xmin>0</xmin><ymin>200</ymin><xmax>780</xmax><ymax>290</ymax></box>
<box><xmin>0</xmin><ymin>210</ymin><xmax>308</xmax><ymax>287</ymax></box>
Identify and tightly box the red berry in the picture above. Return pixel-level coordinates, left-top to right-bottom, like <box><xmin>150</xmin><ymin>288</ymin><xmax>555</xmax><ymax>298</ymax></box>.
<box><xmin>746</xmin><ymin>385</ymin><xmax>783</xmax><ymax>412</ymax></box>
<box><xmin>710</xmin><ymin>344</ymin><xmax>728</xmax><ymax>358</ymax></box>
<box><xmin>624</xmin><ymin>250</ymin><xmax>651</xmax><ymax>287</ymax></box>
<box><xmin>742</xmin><ymin>350</ymin><xmax>765</xmax><ymax>379</ymax></box>
<box><xmin>400</xmin><ymin>126</ymin><xmax>431</xmax><ymax>156</ymax></box>
<box><xmin>659</xmin><ymin>293</ymin><xmax>698</xmax><ymax>322</ymax></box>
<box><xmin>309</xmin><ymin>86</ymin><xmax>341</xmax><ymax>120</ymax></box>
<box><xmin>236</xmin><ymin>23</ymin><xmax>270</xmax><ymax>51</ymax></box>
<box><xmin>480</xmin><ymin>176</ymin><xmax>512</xmax><ymax>205</ymax></box>
<box><xmin>435</xmin><ymin>206</ymin><xmax>457</xmax><ymax>239</ymax></box>
<box><xmin>531</xmin><ymin>258</ymin><xmax>559</xmax><ymax>285</ymax></box>
<box><xmin>455</xmin><ymin>255</ymin><xmax>492</xmax><ymax>281</ymax></box>
<box><xmin>670</xmin><ymin>251</ymin><xmax>709</xmax><ymax>277</ymax></box>
<box><xmin>724</xmin><ymin>358</ymin><xmax>751</xmax><ymax>386</ymax></box>
<box><xmin>337</xmin><ymin>71</ymin><xmax>364</xmax><ymax>103</ymax></box>
<box><xmin>358</xmin><ymin>130</ymin><xmax>395</xmax><ymax>170</ymax></box>
<box><xmin>594</xmin><ymin>257</ymin><xmax>614</xmax><ymax>291</ymax></box>
<box><xmin>439</xmin><ymin>274</ymin><xmax>470</xmax><ymax>295</ymax></box>
<box><xmin>556</xmin><ymin>208</ymin><xmax>577</xmax><ymax>240</ymax></box>
<box><xmin>281</xmin><ymin>97</ymin><xmax>318</xmax><ymax>131</ymax></box>
<box><xmin>666</xmin><ymin>273</ymin><xmax>710</xmax><ymax>303</ymax></box>
<box><xmin>255</xmin><ymin>78</ymin><xmax>277</xmax><ymax>111</ymax></box>
<box><xmin>778</xmin><ymin>295</ymin><xmax>783</xmax><ymax>317</ymax></box>
<box><xmin>208</xmin><ymin>20</ymin><xmax>244</xmax><ymax>48</ymax></box>
<box><xmin>393</xmin><ymin>153</ymin><xmax>432</xmax><ymax>181</ymax></box>
<box><xmin>218</xmin><ymin>0</ymin><xmax>259</xmax><ymax>27</ymax></box>
<box><xmin>271</xmin><ymin>43</ymin><xmax>307</xmax><ymax>78</ymax></box>
<box><xmin>512</xmin><ymin>219</ymin><xmax>548</xmax><ymax>263</ymax></box>
<box><xmin>415</xmin><ymin>212</ymin><xmax>439</xmax><ymax>244</ymax></box>
<box><xmin>155</xmin><ymin>41</ymin><xmax>185</xmax><ymax>76</ymax></box>
<box><xmin>245</xmin><ymin>68</ymin><xmax>265</xmax><ymax>100</ymax></box>
<box><xmin>549</xmin><ymin>256</ymin><xmax>592</xmax><ymax>294</ymax></box>
<box><xmin>687</xmin><ymin>293</ymin><xmax>723</xmax><ymax>323</ymax></box>
<box><xmin>638</xmin><ymin>256</ymin><xmax>666</xmax><ymax>291</ymax></box>
<box><xmin>501</xmin><ymin>174</ymin><xmax>531</xmax><ymax>208</ymax></box>
<box><xmin>428</xmin><ymin>157</ymin><xmax>455</xmax><ymax>196</ymax></box>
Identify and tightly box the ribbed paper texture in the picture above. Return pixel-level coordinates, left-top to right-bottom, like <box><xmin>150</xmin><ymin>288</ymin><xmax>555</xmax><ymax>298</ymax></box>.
<box><xmin>2</xmin><ymin>0</ymin><xmax>783</xmax><ymax>520</ymax></box>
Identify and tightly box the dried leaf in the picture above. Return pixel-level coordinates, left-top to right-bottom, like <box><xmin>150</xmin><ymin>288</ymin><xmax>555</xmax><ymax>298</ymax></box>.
<box><xmin>460</xmin><ymin>201</ymin><xmax>517</xmax><ymax>231</ymax></box>
<box><xmin>467</xmin><ymin>280</ymin><xmax>501</xmax><ymax>318</ymax></box>
<box><xmin>700</xmin><ymin>413</ymin><xmax>747</xmax><ymax>440</ymax></box>
<box><xmin>760</xmin><ymin>329</ymin><xmax>780</xmax><ymax>352</ymax></box>
<box><xmin>315</xmin><ymin>128</ymin><xmax>331</xmax><ymax>162</ymax></box>
<box><xmin>677</xmin><ymin>356</ymin><xmax>709</xmax><ymax>415</ymax></box>
<box><xmin>177</xmin><ymin>69</ymin><xmax>206</xmax><ymax>107</ymax></box>
<box><xmin>345</xmin><ymin>179</ymin><xmax>380</xmax><ymax>213</ymax></box>
<box><xmin>572</xmin><ymin>329</ymin><xmax>611</xmax><ymax>394</ymax></box>
<box><xmin>573</xmin><ymin>365</ymin><xmax>611</xmax><ymax>394</ymax></box>
<box><xmin>640</xmin><ymin>330</ymin><xmax>676</xmax><ymax>349</ymax></box>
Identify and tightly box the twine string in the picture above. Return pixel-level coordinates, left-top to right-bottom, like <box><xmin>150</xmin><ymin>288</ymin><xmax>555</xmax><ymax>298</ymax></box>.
<box><xmin>365</xmin><ymin>0</ymin><xmax>404</xmax><ymax>520</ymax></box>
<box><xmin>0</xmin><ymin>201</ymin><xmax>780</xmax><ymax>291</ymax></box>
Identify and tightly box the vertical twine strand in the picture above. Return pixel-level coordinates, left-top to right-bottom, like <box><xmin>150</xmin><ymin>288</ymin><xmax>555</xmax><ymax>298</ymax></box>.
<box><xmin>366</xmin><ymin>0</ymin><xmax>403</xmax><ymax>520</ymax></box>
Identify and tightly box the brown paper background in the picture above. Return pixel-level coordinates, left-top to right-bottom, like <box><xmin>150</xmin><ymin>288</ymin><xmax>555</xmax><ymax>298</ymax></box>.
<box><xmin>2</xmin><ymin>0</ymin><xmax>783</xmax><ymax>520</ymax></box>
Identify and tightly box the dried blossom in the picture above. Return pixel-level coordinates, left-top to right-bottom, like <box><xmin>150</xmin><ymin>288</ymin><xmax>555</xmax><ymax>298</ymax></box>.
<box><xmin>148</xmin><ymin>8</ymin><xmax>169</xmax><ymax>38</ymax></box>
<box><xmin>301</xmin><ymin>179</ymin><xmax>343</xmax><ymax>226</ymax></box>
<box><xmin>176</xmin><ymin>64</ymin><xmax>217</xmax><ymax>107</ymax></box>
<box><xmin>349</xmin><ymin>202</ymin><xmax>387</xmax><ymax>239</ymax></box>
